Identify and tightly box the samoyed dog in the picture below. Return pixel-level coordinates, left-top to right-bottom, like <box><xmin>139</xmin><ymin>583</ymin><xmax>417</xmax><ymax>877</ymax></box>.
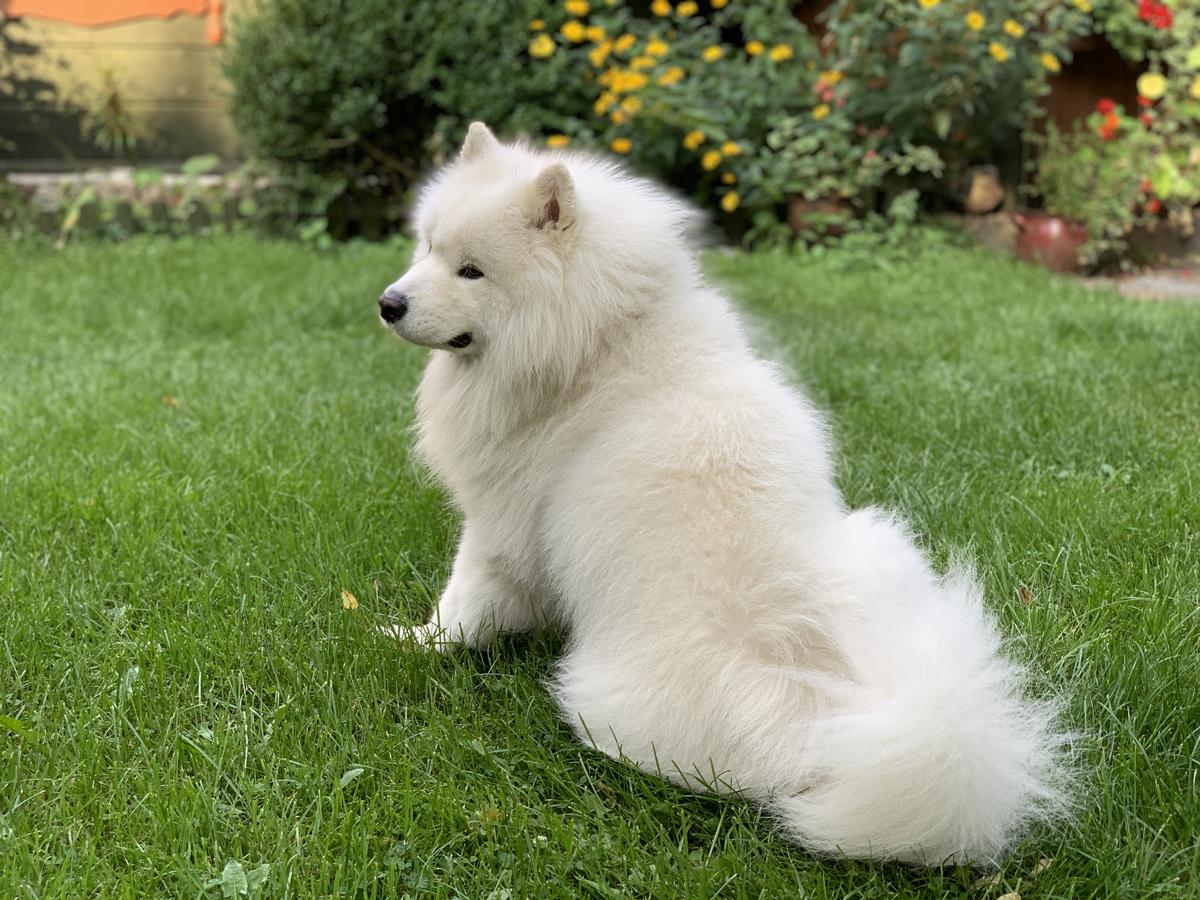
<box><xmin>377</xmin><ymin>122</ymin><xmax>1067</xmax><ymax>866</ymax></box>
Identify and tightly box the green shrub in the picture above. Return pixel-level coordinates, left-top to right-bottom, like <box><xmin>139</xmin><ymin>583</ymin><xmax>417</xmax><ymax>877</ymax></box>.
<box><xmin>221</xmin><ymin>0</ymin><xmax>592</xmax><ymax>234</ymax></box>
<box><xmin>816</xmin><ymin>1</ymin><xmax>1092</xmax><ymax>190</ymax></box>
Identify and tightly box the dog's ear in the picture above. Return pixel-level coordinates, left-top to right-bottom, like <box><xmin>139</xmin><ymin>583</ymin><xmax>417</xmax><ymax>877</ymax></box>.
<box><xmin>530</xmin><ymin>163</ymin><xmax>576</xmax><ymax>231</ymax></box>
<box><xmin>460</xmin><ymin>122</ymin><xmax>500</xmax><ymax>162</ymax></box>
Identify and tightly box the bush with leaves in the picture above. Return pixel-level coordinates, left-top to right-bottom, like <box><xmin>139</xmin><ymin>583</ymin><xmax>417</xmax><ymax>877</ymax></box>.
<box><xmin>520</xmin><ymin>0</ymin><xmax>849</xmax><ymax>224</ymax></box>
<box><xmin>517</xmin><ymin>1</ymin><xmax>1101</xmax><ymax>231</ymax></box>
<box><xmin>221</xmin><ymin>0</ymin><xmax>592</xmax><ymax>233</ymax></box>
<box><xmin>1035</xmin><ymin>105</ymin><xmax>1157</xmax><ymax>266</ymax></box>
<box><xmin>814</xmin><ymin>0</ymin><xmax>1092</xmax><ymax>191</ymax></box>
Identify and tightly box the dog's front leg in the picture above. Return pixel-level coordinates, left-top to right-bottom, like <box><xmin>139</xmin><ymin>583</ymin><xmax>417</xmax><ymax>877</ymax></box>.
<box><xmin>383</xmin><ymin>524</ymin><xmax>539</xmax><ymax>651</ymax></box>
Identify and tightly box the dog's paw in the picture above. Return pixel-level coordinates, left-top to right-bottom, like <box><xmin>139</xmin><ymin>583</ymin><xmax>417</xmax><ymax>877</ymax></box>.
<box><xmin>376</xmin><ymin>622</ymin><xmax>459</xmax><ymax>652</ymax></box>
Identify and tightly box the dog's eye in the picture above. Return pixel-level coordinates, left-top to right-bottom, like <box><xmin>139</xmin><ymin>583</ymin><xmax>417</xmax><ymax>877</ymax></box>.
<box><xmin>457</xmin><ymin>264</ymin><xmax>485</xmax><ymax>280</ymax></box>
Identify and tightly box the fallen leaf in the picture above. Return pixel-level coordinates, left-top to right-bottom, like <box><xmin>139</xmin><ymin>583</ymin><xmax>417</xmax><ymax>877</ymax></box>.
<box><xmin>161</xmin><ymin>394</ymin><xmax>180</xmax><ymax>409</ymax></box>
<box><xmin>341</xmin><ymin>589</ymin><xmax>359</xmax><ymax>610</ymax></box>
<box><xmin>972</xmin><ymin>871</ymin><xmax>1003</xmax><ymax>890</ymax></box>
<box><xmin>1018</xmin><ymin>585</ymin><xmax>1034</xmax><ymax>605</ymax></box>
<box><xmin>997</xmin><ymin>893</ymin><xmax>1021</xmax><ymax>900</ymax></box>
<box><xmin>1033</xmin><ymin>856</ymin><xmax>1053</xmax><ymax>875</ymax></box>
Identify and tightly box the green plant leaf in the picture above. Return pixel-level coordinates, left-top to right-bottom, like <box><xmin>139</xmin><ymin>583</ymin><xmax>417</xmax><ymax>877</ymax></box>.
<box><xmin>221</xmin><ymin>861</ymin><xmax>248</xmax><ymax>898</ymax></box>
<box><xmin>245</xmin><ymin>864</ymin><xmax>270</xmax><ymax>893</ymax></box>
<box><xmin>933</xmin><ymin>110</ymin><xmax>951</xmax><ymax>141</ymax></box>
<box><xmin>0</xmin><ymin>714</ymin><xmax>40</xmax><ymax>741</ymax></box>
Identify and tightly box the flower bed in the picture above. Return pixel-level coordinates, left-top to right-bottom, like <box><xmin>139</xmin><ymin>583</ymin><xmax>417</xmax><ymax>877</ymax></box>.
<box><xmin>1036</xmin><ymin>1</ymin><xmax>1199</xmax><ymax>266</ymax></box>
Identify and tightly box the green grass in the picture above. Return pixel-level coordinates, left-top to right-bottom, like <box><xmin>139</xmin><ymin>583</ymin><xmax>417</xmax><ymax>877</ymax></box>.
<box><xmin>1</xmin><ymin>234</ymin><xmax>1197</xmax><ymax>898</ymax></box>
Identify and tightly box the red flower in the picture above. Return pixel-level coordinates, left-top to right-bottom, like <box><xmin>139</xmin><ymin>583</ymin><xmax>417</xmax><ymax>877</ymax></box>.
<box><xmin>1146</xmin><ymin>198</ymin><xmax>1163</xmax><ymax>215</ymax></box>
<box><xmin>1096</xmin><ymin>97</ymin><xmax>1117</xmax><ymax>114</ymax></box>
<box><xmin>1137</xmin><ymin>95</ymin><xmax>1154</xmax><ymax>108</ymax></box>
<box><xmin>1099</xmin><ymin>119</ymin><xmax>1119</xmax><ymax>141</ymax></box>
<box><xmin>1138</xmin><ymin>0</ymin><xmax>1172</xmax><ymax>29</ymax></box>
<box><xmin>1141</xmin><ymin>179</ymin><xmax>1153</xmax><ymax>193</ymax></box>
<box><xmin>1140</xmin><ymin>113</ymin><xmax>1154</xmax><ymax>127</ymax></box>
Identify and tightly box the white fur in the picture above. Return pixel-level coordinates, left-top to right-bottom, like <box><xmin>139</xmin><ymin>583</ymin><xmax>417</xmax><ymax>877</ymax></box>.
<box><xmin>379</xmin><ymin>124</ymin><xmax>1069</xmax><ymax>866</ymax></box>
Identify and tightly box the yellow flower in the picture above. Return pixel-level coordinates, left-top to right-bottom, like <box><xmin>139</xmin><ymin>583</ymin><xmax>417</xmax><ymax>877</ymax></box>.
<box><xmin>768</xmin><ymin>44</ymin><xmax>793</xmax><ymax>62</ymax></box>
<box><xmin>547</xmin><ymin>134</ymin><xmax>571</xmax><ymax>148</ymax></box>
<box><xmin>721</xmin><ymin>171</ymin><xmax>737</xmax><ymax>184</ymax></box>
<box><xmin>529</xmin><ymin>19</ymin><xmax>546</xmax><ymax>30</ymax></box>
<box><xmin>651</xmin><ymin>0</ymin><xmax>671</xmax><ymax>15</ymax></box>
<box><xmin>701</xmin><ymin>149</ymin><xmax>722</xmax><ymax>170</ymax></box>
<box><xmin>702</xmin><ymin>45</ymin><xmax>724</xmax><ymax>62</ymax></box>
<box><xmin>646</xmin><ymin>38</ymin><xmax>670</xmax><ymax>57</ymax></box>
<box><xmin>1138</xmin><ymin>72</ymin><xmax>1166</xmax><ymax>101</ymax></box>
<box><xmin>721</xmin><ymin>141</ymin><xmax>741</xmax><ymax>156</ymax></box>
<box><xmin>614</xmin><ymin>33</ymin><xmax>637</xmax><ymax>53</ymax></box>
<box><xmin>1041</xmin><ymin>53</ymin><xmax>1062</xmax><ymax>73</ymax></box>
<box><xmin>611</xmin><ymin>137</ymin><xmax>632</xmax><ymax>154</ymax></box>
<box><xmin>561</xmin><ymin>20</ymin><xmax>586</xmax><ymax>42</ymax></box>
<box><xmin>720</xmin><ymin>191</ymin><xmax>739</xmax><ymax>213</ymax></box>
<box><xmin>745</xmin><ymin>40</ymin><xmax>764</xmax><ymax>56</ymax></box>
<box><xmin>965</xmin><ymin>10</ymin><xmax>985</xmax><ymax>31</ymax></box>
<box><xmin>918</xmin><ymin>0</ymin><xmax>940</xmax><ymax>8</ymax></box>
<box><xmin>565</xmin><ymin>0</ymin><xmax>590</xmax><ymax>15</ymax></box>
<box><xmin>676</xmin><ymin>1</ymin><xmax>698</xmax><ymax>16</ymax></box>
<box><xmin>1192</xmin><ymin>75</ymin><xmax>1200</xmax><ymax>100</ymax></box>
<box><xmin>589</xmin><ymin>41</ymin><xmax>612</xmax><ymax>67</ymax></box>
<box><xmin>1071</xmin><ymin>0</ymin><xmax>1092</xmax><ymax>11</ymax></box>
<box><xmin>610</xmin><ymin>109</ymin><xmax>628</xmax><ymax>124</ymax></box>
<box><xmin>819</xmin><ymin>70</ymin><xmax>843</xmax><ymax>85</ymax></box>
<box><xmin>657</xmin><ymin>66</ymin><xmax>685</xmax><ymax>86</ymax></box>
<box><xmin>988</xmin><ymin>42</ymin><xmax>1010</xmax><ymax>63</ymax></box>
<box><xmin>712</xmin><ymin>0</ymin><xmax>728</xmax><ymax>7</ymax></box>
<box><xmin>630</xmin><ymin>54</ymin><xmax>656</xmax><ymax>70</ymax></box>
<box><xmin>682</xmin><ymin>129</ymin><xmax>705</xmax><ymax>150</ymax></box>
<box><xmin>620</xmin><ymin>96</ymin><xmax>642</xmax><ymax>114</ymax></box>
<box><xmin>813</xmin><ymin>103</ymin><xmax>831</xmax><ymax>120</ymax></box>
<box><xmin>1003</xmin><ymin>19</ymin><xmax>1025</xmax><ymax>38</ymax></box>
<box><xmin>605</xmin><ymin>69</ymin><xmax>647</xmax><ymax>92</ymax></box>
<box><xmin>593</xmin><ymin>91</ymin><xmax>616</xmax><ymax>114</ymax></box>
<box><xmin>529</xmin><ymin>34</ymin><xmax>556</xmax><ymax>58</ymax></box>
<box><xmin>585</xmin><ymin>25</ymin><xmax>606</xmax><ymax>42</ymax></box>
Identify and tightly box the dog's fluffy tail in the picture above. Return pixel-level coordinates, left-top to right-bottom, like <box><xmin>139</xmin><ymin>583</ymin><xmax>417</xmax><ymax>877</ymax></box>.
<box><xmin>774</xmin><ymin>510</ymin><xmax>1070</xmax><ymax>866</ymax></box>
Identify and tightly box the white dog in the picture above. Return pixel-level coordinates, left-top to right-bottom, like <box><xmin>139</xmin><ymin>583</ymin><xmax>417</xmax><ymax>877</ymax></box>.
<box><xmin>378</xmin><ymin>123</ymin><xmax>1067</xmax><ymax>866</ymax></box>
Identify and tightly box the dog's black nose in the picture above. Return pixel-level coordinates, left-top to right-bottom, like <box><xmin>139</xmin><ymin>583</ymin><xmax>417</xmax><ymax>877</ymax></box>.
<box><xmin>378</xmin><ymin>291</ymin><xmax>408</xmax><ymax>323</ymax></box>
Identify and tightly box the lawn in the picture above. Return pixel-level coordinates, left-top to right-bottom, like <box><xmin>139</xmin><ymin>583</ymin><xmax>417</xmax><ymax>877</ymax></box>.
<box><xmin>1</xmin><ymin>234</ymin><xmax>1198</xmax><ymax>899</ymax></box>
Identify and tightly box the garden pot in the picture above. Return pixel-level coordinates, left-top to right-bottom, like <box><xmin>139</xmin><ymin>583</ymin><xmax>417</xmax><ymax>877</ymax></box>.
<box><xmin>1012</xmin><ymin>211</ymin><xmax>1088</xmax><ymax>274</ymax></box>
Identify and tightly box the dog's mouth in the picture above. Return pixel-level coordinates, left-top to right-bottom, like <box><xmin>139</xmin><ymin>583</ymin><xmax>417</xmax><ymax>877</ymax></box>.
<box><xmin>447</xmin><ymin>333</ymin><xmax>473</xmax><ymax>349</ymax></box>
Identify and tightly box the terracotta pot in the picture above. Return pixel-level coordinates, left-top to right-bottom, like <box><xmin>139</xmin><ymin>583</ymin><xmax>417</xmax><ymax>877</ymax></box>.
<box><xmin>1012</xmin><ymin>211</ymin><xmax>1088</xmax><ymax>274</ymax></box>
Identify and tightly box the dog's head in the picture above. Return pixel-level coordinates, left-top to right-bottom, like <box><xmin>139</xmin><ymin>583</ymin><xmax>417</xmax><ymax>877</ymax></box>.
<box><xmin>378</xmin><ymin>123</ymin><xmax>579</xmax><ymax>356</ymax></box>
<box><xmin>379</xmin><ymin>122</ymin><xmax>701</xmax><ymax>384</ymax></box>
